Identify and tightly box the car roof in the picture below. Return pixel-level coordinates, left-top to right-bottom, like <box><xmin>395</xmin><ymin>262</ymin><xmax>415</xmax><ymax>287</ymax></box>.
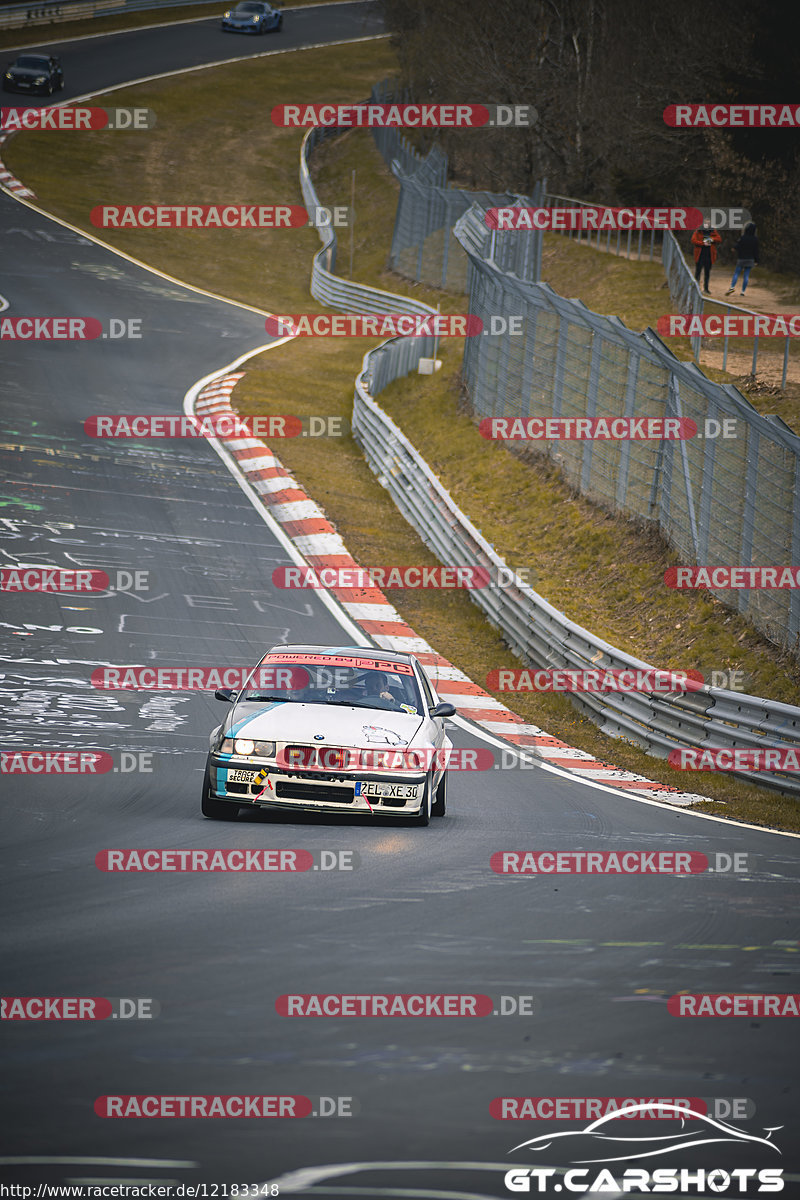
<box><xmin>266</xmin><ymin>644</ymin><xmax>417</xmax><ymax>665</ymax></box>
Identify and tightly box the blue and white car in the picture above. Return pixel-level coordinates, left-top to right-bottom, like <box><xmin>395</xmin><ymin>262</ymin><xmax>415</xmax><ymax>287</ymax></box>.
<box><xmin>220</xmin><ymin>1</ymin><xmax>282</xmax><ymax>33</ymax></box>
<box><xmin>202</xmin><ymin>645</ymin><xmax>455</xmax><ymax>825</ymax></box>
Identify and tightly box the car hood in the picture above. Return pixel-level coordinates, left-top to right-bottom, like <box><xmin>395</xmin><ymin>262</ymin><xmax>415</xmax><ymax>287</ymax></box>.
<box><xmin>227</xmin><ymin>12</ymin><xmax>259</xmax><ymax>19</ymax></box>
<box><xmin>225</xmin><ymin>701</ymin><xmax>424</xmax><ymax>747</ymax></box>
<box><xmin>7</xmin><ymin>67</ymin><xmax>46</xmax><ymax>77</ymax></box>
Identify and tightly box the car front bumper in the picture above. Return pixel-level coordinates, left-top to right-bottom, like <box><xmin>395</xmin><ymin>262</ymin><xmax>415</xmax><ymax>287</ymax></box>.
<box><xmin>3</xmin><ymin>79</ymin><xmax>48</xmax><ymax>92</ymax></box>
<box><xmin>208</xmin><ymin>753</ymin><xmax>427</xmax><ymax>816</ymax></box>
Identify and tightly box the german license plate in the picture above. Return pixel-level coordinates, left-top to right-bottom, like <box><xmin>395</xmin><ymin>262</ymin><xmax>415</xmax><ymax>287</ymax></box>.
<box><xmin>355</xmin><ymin>781</ymin><xmax>417</xmax><ymax>799</ymax></box>
<box><xmin>229</xmin><ymin>768</ymin><xmax>257</xmax><ymax>783</ymax></box>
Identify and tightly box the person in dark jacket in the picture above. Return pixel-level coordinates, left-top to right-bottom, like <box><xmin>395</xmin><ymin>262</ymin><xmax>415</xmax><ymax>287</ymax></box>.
<box><xmin>725</xmin><ymin>222</ymin><xmax>760</xmax><ymax>296</ymax></box>
<box><xmin>691</xmin><ymin>219</ymin><xmax>722</xmax><ymax>294</ymax></box>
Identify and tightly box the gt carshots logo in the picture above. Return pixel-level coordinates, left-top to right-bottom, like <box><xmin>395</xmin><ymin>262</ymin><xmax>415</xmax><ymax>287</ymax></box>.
<box><xmin>504</xmin><ymin>1103</ymin><xmax>784</xmax><ymax>1192</ymax></box>
<box><xmin>0</xmin><ymin>106</ymin><xmax>155</xmax><ymax>131</ymax></box>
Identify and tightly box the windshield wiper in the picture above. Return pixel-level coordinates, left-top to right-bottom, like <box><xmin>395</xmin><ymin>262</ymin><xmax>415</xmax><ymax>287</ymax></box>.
<box><xmin>243</xmin><ymin>695</ymin><xmax>303</xmax><ymax>703</ymax></box>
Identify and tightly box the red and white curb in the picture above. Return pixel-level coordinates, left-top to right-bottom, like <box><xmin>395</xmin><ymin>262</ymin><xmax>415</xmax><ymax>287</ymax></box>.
<box><xmin>0</xmin><ymin>131</ymin><xmax>36</xmax><ymax>199</ymax></box>
<box><xmin>194</xmin><ymin>374</ymin><xmax>711</xmax><ymax>808</ymax></box>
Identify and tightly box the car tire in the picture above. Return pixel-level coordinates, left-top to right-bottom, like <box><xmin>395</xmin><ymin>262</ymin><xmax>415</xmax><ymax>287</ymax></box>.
<box><xmin>46</xmin><ymin>82</ymin><xmax>54</xmax><ymax>95</ymax></box>
<box><xmin>413</xmin><ymin>778</ymin><xmax>432</xmax><ymax>826</ymax></box>
<box><xmin>431</xmin><ymin>770</ymin><xmax>447</xmax><ymax>817</ymax></box>
<box><xmin>201</xmin><ymin>775</ymin><xmax>240</xmax><ymax>820</ymax></box>
<box><xmin>276</xmin><ymin>15</ymin><xmax>283</xmax><ymax>29</ymax></box>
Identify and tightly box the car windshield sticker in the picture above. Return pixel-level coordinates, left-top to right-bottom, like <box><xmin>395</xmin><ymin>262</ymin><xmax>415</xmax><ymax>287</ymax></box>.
<box><xmin>262</xmin><ymin>653</ymin><xmax>414</xmax><ymax>675</ymax></box>
<box><xmin>399</xmin><ymin>703</ymin><xmax>418</xmax><ymax>715</ymax></box>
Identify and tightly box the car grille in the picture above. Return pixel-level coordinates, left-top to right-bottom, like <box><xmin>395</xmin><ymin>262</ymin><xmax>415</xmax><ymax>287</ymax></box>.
<box><xmin>275</xmin><ymin>782</ymin><xmax>355</xmax><ymax>804</ymax></box>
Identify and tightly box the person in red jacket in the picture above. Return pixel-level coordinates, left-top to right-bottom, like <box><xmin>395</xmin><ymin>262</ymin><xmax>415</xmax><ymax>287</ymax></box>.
<box><xmin>691</xmin><ymin>219</ymin><xmax>722</xmax><ymax>294</ymax></box>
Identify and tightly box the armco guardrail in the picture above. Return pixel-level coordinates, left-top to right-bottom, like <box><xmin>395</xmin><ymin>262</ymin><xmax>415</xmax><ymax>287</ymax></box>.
<box><xmin>351</xmin><ymin>344</ymin><xmax>800</xmax><ymax>798</ymax></box>
<box><xmin>301</xmin><ymin>123</ymin><xmax>437</xmax><ymax>320</ymax></box>
<box><xmin>0</xmin><ymin>0</ymin><xmax>220</xmax><ymax>31</ymax></box>
<box><xmin>301</xmin><ymin>106</ymin><xmax>800</xmax><ymax>798</ymax></box>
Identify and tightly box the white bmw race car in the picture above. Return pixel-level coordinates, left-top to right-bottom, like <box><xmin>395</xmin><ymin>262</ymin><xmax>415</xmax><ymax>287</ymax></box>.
<box><xmin>202</xmin><ymin>645</ymin><xmax>455</xmax><ymax>825</ymax></box>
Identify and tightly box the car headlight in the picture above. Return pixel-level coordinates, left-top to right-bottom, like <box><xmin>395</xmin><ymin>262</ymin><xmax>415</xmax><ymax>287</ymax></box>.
<box><xmin>252</xmin><ymin>14</ymin><xmax>259</xmax><ymax>20</ymax></box>
<box><xmin>223</xmin><ymin>9</ymin><xmax>231</xmax><ymax>14</ymax></box>
<box><xmin>220</xmin><ymin>737</ymin><xmax>276</xmax><ymax>757</ymax></box>
<box><xmin>34</xmin><ymin>76</ymin><xmax>46</xmax><ymax>83</ymax></box>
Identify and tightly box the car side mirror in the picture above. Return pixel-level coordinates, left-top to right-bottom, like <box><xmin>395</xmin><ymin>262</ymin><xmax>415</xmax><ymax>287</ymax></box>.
<box><xmin>215</xmin><ymin>688</ymin><xmax>237</xmax><ymax>702</ymax></box>
<box><xmin>429</xmin><ymin>701</ymin><xmax>456</xmax><ymax>718</ymax></box>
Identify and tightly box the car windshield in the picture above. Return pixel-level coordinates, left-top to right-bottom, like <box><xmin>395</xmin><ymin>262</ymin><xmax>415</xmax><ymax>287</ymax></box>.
<box><xmin>242</xmin><ymin>658</ymin><xmax>423</xmax><ymax>714</ymax></box>
<box><xmin>235</xmin><ymin>3</ymin><xmax>265</xmax><ymax>11</ymax></box>
<box><xmin>16</xmin><ymin>56</ymin><xmax>49</xmax><ymax>68</ymax></box>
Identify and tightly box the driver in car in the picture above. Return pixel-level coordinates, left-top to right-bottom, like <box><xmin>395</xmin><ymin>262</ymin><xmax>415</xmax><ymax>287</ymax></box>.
<box><xmin>364</xmin><ymin>670</ymin><xmax>398</xmax><ymax>706</ymax></box>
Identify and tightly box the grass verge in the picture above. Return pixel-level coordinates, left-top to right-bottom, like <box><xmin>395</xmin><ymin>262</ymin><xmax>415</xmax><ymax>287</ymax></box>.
<box><xmin>6</xmin><ymin>41</ymin><xmax>799</xmax><ymax>829</ymax></box>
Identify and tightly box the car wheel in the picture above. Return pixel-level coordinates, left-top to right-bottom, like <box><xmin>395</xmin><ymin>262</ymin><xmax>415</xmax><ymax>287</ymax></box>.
<box><xmin>201</xmin><ymin>772</ymin><xmax>240</xmax><ymax>820</ymax></box>
<box><xmin>47</xmin><ymin>82</ymin><xmax>54</xmax><ymax>95</ymax></box>
<box><xmin>413</xmin><ymin>778</ymin><xmax>432</xmax><ymax>826</ymax></box>
<box><xmin>431</xmin><ymin>770</ymin><xmax>447</xmax><ymax>817</ymax></box>
<box><xmin>277</xmin><ymin>15</ymin><xmax>283</xmax><ymax>28</ymax></box>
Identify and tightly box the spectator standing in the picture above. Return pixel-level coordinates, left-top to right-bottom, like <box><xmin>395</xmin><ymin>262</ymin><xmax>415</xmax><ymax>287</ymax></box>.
<box><xmin>691</xmin><ymin>219</ymin><xmax>722</xmax><ymax>294</ymax></box>
<box><xmin>726</xmin><ymin>222</ymin><xmax>760</xmax><ymax>296</ymax></box>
